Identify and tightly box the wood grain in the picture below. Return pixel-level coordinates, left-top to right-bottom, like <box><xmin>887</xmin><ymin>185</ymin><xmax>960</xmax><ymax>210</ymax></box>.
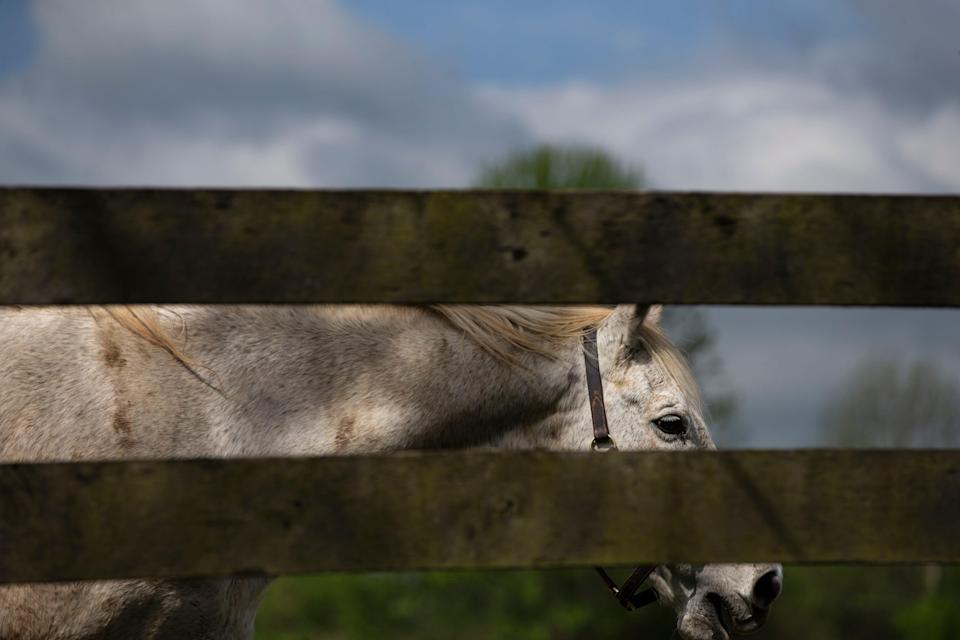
<box><xmin>1</xmin><ymin>450</ymin><xmax>958</xmax><ymax>583</ymax></box>
<box><xmin>1</xmin><ymin>188</ymin><xmax>958</xmax><ymax>305</ymax></box>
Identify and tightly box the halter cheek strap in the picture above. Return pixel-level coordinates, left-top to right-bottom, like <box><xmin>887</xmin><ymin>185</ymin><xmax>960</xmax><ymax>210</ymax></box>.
<box><xmin>582</xmin><ymin>327</ymin><xmax>659</xmax><ymax>610</ymax></box>
<box><xmin>582</xmin><ymin>328</ymin><xmax>616</xmax><ymax>452</ymax></box>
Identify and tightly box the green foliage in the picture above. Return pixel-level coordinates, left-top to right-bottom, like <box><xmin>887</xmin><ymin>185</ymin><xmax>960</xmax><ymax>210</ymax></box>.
<box><xmin>255</xmin><ymin>566</ymin><xmax>960</xmax><ymax>639</ymax></box>
<box><xmin>255</xmin><ymin>569</ymin><xmax>676</xmax><ymax>640</ymax></box>
<box><xmin>895</xmin><ymin>595</ymin><xmax>960</xmax><ymax>640</ymax></box>
<box><xmin>474</xmin><ymin>145</ymin><xmax>644</xmax><ymax>190</ymax></box>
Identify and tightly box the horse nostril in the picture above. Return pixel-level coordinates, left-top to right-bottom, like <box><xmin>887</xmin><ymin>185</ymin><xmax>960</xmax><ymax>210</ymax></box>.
<box><xmin>752</xmin><ymin>570</ymin><xmax>782</xmax><ymax>610</ymax></box>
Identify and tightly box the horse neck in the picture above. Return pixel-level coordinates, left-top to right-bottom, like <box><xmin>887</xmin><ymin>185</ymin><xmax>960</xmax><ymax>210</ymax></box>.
<box><xmin>400</xmin><ymin>338</ymin><xmax>590</xmax><ymax>451</ymax></box>
<box><xmin>180</xmin><ymin>305</ymin><xmax>587</xmax><ymax>456</ymax></box>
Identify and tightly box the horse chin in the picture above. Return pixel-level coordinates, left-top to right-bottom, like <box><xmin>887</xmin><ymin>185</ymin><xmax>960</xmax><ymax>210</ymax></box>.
<box><xmin>676</xmin><ymin>599</ymin><xmax>731</xmax><ymax>640</ymax></box>
<box><xmin>677</xmin><ymin>615</ymin><xmax>730</xmax><ymax>640</ymax></box>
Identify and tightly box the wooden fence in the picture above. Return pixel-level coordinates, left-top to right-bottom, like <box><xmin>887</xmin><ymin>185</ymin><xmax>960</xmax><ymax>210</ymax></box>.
<box><xmin>1</xmin><ymin>188</ymin><xmax>958</xmax><ymax>583</ymax></box>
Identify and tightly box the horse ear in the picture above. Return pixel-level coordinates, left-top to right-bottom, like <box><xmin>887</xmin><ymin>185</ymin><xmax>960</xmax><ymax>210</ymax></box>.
<box><xmin>635</xmin><ymin>304</ymin><xmax>662</xmax><ymax>326</ymax></box>
<box><xmin>604</xmin><ymin>304</ymin><xmax>663</xmax><ymax>351</ymax></box>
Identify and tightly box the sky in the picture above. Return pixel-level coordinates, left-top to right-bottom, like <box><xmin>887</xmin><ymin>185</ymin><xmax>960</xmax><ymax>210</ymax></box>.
<box><xmin>0</xmin><ymin>0</ymin><xmax>957</xmax><ymax>446</ymax></box>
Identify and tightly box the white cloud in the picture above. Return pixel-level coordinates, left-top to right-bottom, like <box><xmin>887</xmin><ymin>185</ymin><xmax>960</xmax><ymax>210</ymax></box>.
<box><xmin>898</xmin><ymin>106</ymin><xmax>960</xmax><ymax>189</ymax></box>
<box><xmin>479</xmin><ymin>69</ymin><xmax>960</xmax><ymax>192</ymax></box>
<box><xmin>0</xmin><ymin>0</ymin><xmax>525</xmax><ymax>186</ymax></box>
<box><xmin>475</xmin><ymin>0</ymin><xmax>960</xmax><ymax>194</ymax></box>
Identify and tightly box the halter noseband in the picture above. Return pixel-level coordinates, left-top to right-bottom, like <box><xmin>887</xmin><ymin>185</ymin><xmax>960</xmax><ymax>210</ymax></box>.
<box><xmin>582</xmin><ymin>327</ymin><xmax>659</xmax><ymax>610</ymax></box>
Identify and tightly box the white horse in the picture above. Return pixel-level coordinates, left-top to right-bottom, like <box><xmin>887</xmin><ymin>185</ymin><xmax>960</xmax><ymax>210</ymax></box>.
<box><xmin>0</xmin><ymin>303</ymin><xmax>782</xmax><ymax>639</ymax></box>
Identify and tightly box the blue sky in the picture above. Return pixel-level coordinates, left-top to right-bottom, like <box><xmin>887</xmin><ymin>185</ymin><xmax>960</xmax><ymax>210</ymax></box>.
<box><xmin>0</xmin><ymin>1</ymin><xmax>957</xmax><ymax>447</ymax></box>
<box><xmin>346</xmin><ymin>0</ymin><xmax>862</xmax><ymax>85</ymax></box>
<box><xmin>0</xmin><ymin>0</ymin><xmax>863</xmax><ymax>85</ymax></box>
<box><xmin>0</xmin><ymin>1</ymin><xmax>34</xmax><ymax>76</ymax></box>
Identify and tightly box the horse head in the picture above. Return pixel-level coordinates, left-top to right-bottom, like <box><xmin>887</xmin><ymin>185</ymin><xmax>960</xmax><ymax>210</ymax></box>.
<box><xmin>583</xmin><ymin>304</ymin><xmax>783</xmax><ymax>639</ymax></box>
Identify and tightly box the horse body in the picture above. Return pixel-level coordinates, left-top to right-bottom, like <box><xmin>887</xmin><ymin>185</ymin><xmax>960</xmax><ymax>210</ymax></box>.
<box><xmin>0</xmin><ymin>304</ymin><xmax>780</xmax><ymax>640</ymax></box>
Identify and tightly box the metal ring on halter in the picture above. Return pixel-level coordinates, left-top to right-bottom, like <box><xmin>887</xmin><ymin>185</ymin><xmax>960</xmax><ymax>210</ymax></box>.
<box><xmin>590</xmin><ymin>436</ymin><xmax>617</xmax><ymax>452</ymax></box>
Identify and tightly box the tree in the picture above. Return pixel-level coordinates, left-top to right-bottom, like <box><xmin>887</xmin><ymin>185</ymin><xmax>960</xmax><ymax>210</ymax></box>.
<box><xmin>475</xmin><ymin>145</ymin><xmax>643</xmax><ymax>190</ymax></box>
<box><xmin>819</xmin><ymin>355</ymin><xmax>960</xmax><ymax>447</ymax></box>
<box><xmin>799</xmin><ymin>354</ymin><xmax>960</xmax><ymax>640</ymax></box>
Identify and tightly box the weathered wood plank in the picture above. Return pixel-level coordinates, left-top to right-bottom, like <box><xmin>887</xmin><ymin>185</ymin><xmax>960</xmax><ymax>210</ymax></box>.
<box><xmin>1</xmin><ymin>450</ymin><xmax>958</xmax><ymax>583</ymax></box>
<box><xmin>0</xmin><ymin>188</ymin><xmax>957</xmax><ymax>305</ymax></box>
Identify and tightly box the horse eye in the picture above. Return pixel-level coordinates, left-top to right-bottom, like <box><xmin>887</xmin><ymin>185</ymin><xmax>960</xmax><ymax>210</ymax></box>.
<box><xmin>653</xmin><ymin>414</ymin><xmax>686</xmax><ymax>436</ymax></box>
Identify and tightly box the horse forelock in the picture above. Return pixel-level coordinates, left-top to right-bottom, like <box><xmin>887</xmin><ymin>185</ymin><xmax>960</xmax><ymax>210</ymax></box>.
<box><xmin>630</xmin><ymin>318</ymin><xmax>704</xmax><ymax>416</ymax></box>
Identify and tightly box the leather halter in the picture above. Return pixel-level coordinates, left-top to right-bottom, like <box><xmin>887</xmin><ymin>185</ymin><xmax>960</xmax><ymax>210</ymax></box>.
<box><xmin>582</xmin><ymin>328</ymin><xmax>659</xmax><ymax>610</ymax></box>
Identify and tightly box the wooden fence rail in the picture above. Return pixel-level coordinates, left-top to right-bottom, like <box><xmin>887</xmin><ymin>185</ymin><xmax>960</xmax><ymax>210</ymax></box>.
<box><xmin>1</xmin><ymin>188</ymin><xmax>958</xmax><ymax>305</ymax></box>
<box><xmin>2</xmin><ymin>450</ymin><xmax>959</xmax><ymax>583</ymax></box>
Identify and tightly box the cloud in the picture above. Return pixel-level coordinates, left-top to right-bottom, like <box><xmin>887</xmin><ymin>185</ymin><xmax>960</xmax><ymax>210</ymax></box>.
<box><xmin>1</xmin><ymin>0</ymin><xmax>958</xmax><ymax>193</ymax></box>
<box><xmin>841</xmin><ymin>0</ymin><xmax>960</xmax><ymax>111</ymax></box>
<box><xmin>479</xmin><ymin>0</ymin><xmax>960</xmax><ymax>193</ymax></box>
<box><xmin>480</xmin><ymin>69</ymin><xmax>960</xmax><ymax>193</ymax></box>
<box><xmin>0</xmin><ymin>0</ymin><xmax>526</xmax><ymax>186</ymax></box>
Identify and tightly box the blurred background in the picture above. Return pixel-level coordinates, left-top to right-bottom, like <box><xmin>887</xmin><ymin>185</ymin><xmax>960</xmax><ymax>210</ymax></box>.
<box><xmin>1</xmin><ymin>1</ymin><xmax>959</xmax><ymax>637</ymax></box>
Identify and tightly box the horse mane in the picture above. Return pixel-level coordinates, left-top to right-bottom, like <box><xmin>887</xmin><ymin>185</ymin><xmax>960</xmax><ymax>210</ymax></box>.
<box><xmin>429</xmin><ymin>305</ymin><xmax>613</xmax><ymax>360</ymax></box>
<box><xmin>103</xmin><ymin>306</ymin><xmax>196</xmax><ymax>368</ymax></box>
<box><xmin>431</xmin><ymin>305</ymin><xmax>702</xmax><ymax>412</ymax></box>
<box><xmin>107</xmin><ymin>303</ymin><xmax>701</xmax><ymax>412</ymax></box>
